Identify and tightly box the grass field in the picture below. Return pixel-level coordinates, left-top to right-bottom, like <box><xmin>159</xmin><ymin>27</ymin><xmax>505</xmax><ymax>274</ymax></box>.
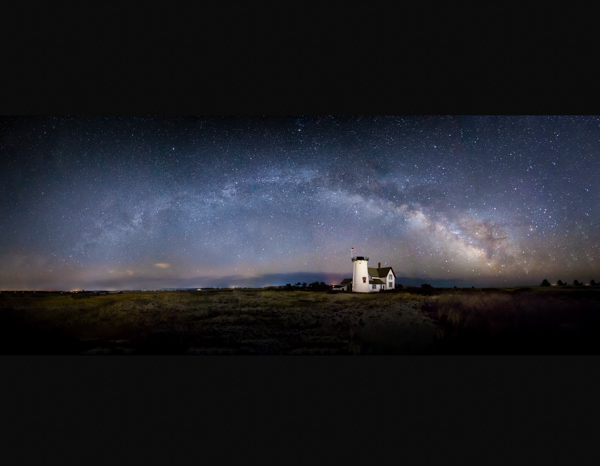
<box><xmin>1</xmin><ymin>287</ymin><xmax>599</xmax><ymax>354</ymax></box>
<box><xmin>422</xmin><ymin>286</ymin><xmax>600</xmax><ymax>354</ymax></box>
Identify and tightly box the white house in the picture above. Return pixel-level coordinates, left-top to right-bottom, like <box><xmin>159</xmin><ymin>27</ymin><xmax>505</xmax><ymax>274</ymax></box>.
<box><xmin>342</xmin><ymin>253</ymin><xmax>396</xmax><ymax>293</ymax></box>
<box><xmin>368</xmin><ymin>263</ymin><xmax>396</xmax><ymax>292</ymax></box>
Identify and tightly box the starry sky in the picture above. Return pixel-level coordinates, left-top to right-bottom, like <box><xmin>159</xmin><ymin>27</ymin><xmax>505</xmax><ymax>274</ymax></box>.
<box><xmin>1</xmin><ymin>115</ymin><xmax>599</xmax><ymax>290</ymax></box>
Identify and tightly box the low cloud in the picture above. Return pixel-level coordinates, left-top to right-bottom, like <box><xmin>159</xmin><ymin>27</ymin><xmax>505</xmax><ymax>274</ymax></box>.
<box><xmin>154</xmin><ymin>263</ymin><xmax>170</xmax><ymax>269</ymax></box>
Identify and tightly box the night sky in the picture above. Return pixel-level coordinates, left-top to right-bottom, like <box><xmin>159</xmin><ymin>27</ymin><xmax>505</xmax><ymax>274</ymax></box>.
<box><xmin>1</xmin><ymin>115</ymin><xmax>599</xmax><ymax>290</ymax></box>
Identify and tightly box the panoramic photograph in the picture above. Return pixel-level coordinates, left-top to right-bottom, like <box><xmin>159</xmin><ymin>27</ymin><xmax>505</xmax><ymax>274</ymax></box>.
<box><xmin>1</xmin><ymin>115</ymin><xmax>599</xmax><ymax>354</ymax></box>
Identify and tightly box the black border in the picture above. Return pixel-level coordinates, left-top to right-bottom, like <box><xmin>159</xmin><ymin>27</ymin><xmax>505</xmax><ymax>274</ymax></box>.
<box><xmin>2</xmin><ymin>355</ymin><xmax>598</xmax><ymax>463</ymax></box>
<box><xmin>2</xmin><ymin>9</ymin><xmax>591</xmax><ymax>116</ymax></box>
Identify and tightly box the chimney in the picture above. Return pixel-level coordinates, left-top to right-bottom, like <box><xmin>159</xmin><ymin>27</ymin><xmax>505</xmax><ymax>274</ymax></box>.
<box><xmin>378</xmin><ymin>262</ymin><xmax>381</xmax><ymax>268</ymax></box>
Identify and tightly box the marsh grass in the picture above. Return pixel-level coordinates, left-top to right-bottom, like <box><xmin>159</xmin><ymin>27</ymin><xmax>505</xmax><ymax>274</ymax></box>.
<box><xmin>423</xmin><ymin>289</ymin><xmax>600</xmax><ymax>353</ymax></box>
<box><xmin>3</xmin><ymin>287</ymin><xmax>599</xmax><ymax>354</ymax></box>
<box><xmin>0</xmin><ymin>289</ymin><xmax>432</xmax><ymax>354</ymax></box>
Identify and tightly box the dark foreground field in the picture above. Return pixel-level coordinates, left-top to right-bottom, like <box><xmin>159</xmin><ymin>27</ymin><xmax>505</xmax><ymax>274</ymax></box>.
<box><xmin>1</xmin><ymin>287</ymin><xmax>600</xmax><ymax>354</ymax></box>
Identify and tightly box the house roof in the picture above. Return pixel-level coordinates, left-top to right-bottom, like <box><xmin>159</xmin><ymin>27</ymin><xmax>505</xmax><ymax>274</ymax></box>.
<box><xmin>368</xmin><ymin>267</ymin><xmax>396</xmax><ymax>278</ymax></box>
<box><xmin>369</xmin><ymin>279</ymin><xmax>384</xmax><ymax>285</ymax></box>
<box><xmin>340</xmin><ymin>278</ymin><xmax>352</xmax><ymax>285</ymax></box>
<box><xmin>379</xmin><ymin>267</ymin><xmax>395</xmax><ymax>278</ymax></box>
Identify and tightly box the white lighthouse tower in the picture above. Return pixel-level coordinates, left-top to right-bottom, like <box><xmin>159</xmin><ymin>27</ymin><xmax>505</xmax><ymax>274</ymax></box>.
<box><xmin>352</xmin><ymin>250</ymin><xmax>370</xmax><ymax>293</ymax></box>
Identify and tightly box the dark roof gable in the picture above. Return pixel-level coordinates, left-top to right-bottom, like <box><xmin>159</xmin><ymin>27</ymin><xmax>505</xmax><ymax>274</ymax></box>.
<box><xmin>368</xmin><ymin>267</ymin><xmax>396</xmax><ymax>279</ymax></box>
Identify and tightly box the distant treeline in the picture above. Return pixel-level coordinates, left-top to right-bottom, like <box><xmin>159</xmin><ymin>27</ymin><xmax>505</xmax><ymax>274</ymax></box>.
<box><xmin>282</xmin><ymin>281</ymin><xmax>331</xmax><ymax>291</ymax></box>
<box><xmin>540</xmin><ymin>279</ymin><xmax>600</xmax><ymax>287</ymax></box>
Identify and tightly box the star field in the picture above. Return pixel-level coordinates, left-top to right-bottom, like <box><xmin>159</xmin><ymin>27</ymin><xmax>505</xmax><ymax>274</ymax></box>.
<box><xmin>1</xmin><ymin>115</ymin><xmax>599</xmax><ymax>290</ymax></box>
